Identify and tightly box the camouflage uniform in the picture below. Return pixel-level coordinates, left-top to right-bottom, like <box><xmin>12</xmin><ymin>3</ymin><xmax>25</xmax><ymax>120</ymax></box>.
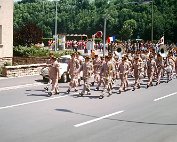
<box><xmin>78</xmin><ymin>57</ymin><xmax>93</xmax><ymax>95</ymax></box>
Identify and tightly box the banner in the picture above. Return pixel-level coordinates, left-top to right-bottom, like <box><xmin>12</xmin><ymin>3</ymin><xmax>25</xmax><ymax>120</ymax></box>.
<box><xmin>157</xmin><ymin>36</ymin><xmax>164</xmax><ymax>45</ymax></box>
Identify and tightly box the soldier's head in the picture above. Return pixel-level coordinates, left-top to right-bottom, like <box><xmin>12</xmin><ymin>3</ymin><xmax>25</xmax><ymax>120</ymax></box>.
<box><xmin>100</xmin><ymin>57</ymin><xmax>105</xmax><ymax>62</ymax></box>
<box><xmin>122</xmin><ymin>57</ymin><xmax>127</xmax><ymax>62</ymax></box>
<box><xmin>149</xmin><ymin>54</ymin><xmax>154</xmax><ymax>60</ymax></box>
<box><xmin>49</xmin><ymin>52</ymin><xmax>54</xmax><ymax>58</ymax></box>
<box><xmin>94</xmin><ymin>54</ymin><xmax>98</xmax><ymax>59</ymax></box>
<box><xmin>85</xmin><ymin>56</ymin><xmax>90</xmax><ymax>62</ymax></box>
<box><xmin>71</xmin><ymin>53</ymin><xmax>76</xmax><ymax>59</ymax></box>
<box><xmin>108</xmin><ymin>52</ymin><xmax>113</xmax><ymax>58</ymax></box>
<box><xmin>134</xmin><ymin>57</ymin><xmax>139</xmax><ymax>62</ymax></box>
<box><xmin>50</xmin><ymin>56</ymin><xmax>57</xmax><ymax>63</ymax></box>
<box><xmin>105</xmin><ymin>55</ymin><xmax>109</xmax><ymax>62</ymax></box>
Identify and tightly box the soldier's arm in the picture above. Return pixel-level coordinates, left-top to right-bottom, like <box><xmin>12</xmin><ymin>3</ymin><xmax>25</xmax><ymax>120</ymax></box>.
<box><xmin>99</xmin><ymin>65</ymin><xmax>104</xmax><ymax>76</ymax></box>
<box><xmin>77</xmin><ymin>64</ymin><xmax>83</xmax><ymax>73</ymax></box>
<box><xmin>55</xmin><ymin>63</ymin><xmax>61</xmax><ymax>79</ymax></box>
<box><xmin>67</xmin><ymin>61</ymin><xmax>70</xmax><ymax>72</ymax></box>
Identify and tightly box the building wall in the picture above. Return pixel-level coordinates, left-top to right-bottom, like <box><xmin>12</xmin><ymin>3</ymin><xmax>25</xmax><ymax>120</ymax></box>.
<box><xmin>0</xmin><ymin>0</ymin><xmax>13</xmax><ymax>65</ymax></box>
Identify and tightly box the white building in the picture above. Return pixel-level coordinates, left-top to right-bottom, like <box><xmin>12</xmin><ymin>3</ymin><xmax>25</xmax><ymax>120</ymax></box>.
<box><xmin>0</xmin><ymin>0</ymin><xmax>13</xmax><ymax>66</ymax></box>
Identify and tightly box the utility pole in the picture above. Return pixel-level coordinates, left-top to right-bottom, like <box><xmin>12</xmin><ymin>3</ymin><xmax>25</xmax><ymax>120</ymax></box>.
<box><xmin>103</xmin><ymin>17</ymin><xmax>107</xmax><ymax>57</ymax></box>
<box><xmin>151</xmin><ymin>0</ymin><xmax>154</xmax><ymax>43</ymax></box>
<box><xmin>54</xmin><ymin>1</ymin><xmax>58</xmax><ymax>51</ymax></box>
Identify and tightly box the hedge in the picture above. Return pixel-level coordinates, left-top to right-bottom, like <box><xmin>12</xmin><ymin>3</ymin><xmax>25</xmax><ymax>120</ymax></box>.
<box><xmin>13</xmin><ymin>46</ymin><xmax>75</xmax><ymax>58</ymax></box>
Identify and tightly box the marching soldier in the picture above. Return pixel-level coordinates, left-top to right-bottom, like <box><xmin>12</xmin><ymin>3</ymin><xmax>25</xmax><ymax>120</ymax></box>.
<box><xmin>164</xmin><ymin>54</ymin><xmax>174</xmax><ymax>83</ymax></box>
<box><xmin>95</xmin><ymin>57</ymin><xmax>105</xmax><ymax>91</ymax></box>
<box><xmin>78</xmin><ymin>56</ymin><xmax>93</xmax><ymax>96</ymax></box>
<box><xmin>75</xmin><ymin>52</ymin><xmax>83</xmax><ymax>86</ymax></box>
<box><xmin>117</xmin><ymin>57</ymin><xmax>129</xmax><ymax>93</ymax></box>
<box><xmin>146</xmin><ymin>54</ymin><xmax>157</xmax><ymax>88</ymax></box>
<box><xmin>99</xmin><ymin>55</ymin><xmax>113</xmax><ymax>99</ymax></box>
<box><xmin>44</xmin><ymin>52</ymin><xmax>55</xmax><ymax>91</ymax></box>
<box><xmin>66</xmin><ymin>53</ymin><xmax>80</xmax><ymax>93</ymax></box>
<box><xmin>155</xmin><ymin>54</ymin><xmax>164</xmax><ymax>85</ymax></box>
<box><xmin>131</xmin><ymin>57</ymin><xmax>142</xmax><ymax>91</ymax></box>
<box><xmin>108</xmin><ymin>52</ymin><xmax>116</xmax><ymax>84</ymax></box>
<box><xmin>48</xmin><ymin>56</ymin><xmax>60</xmax><ymax>96</ymax></box>
<box><xmin>170</xmin><ymin>55</ymin><xmax>177</xmax><ymax>78</ymax></box>
<box><xmin>92</xmin><ymin>54</ymin><xmax>101</xmax><ymax>86</ymax></box>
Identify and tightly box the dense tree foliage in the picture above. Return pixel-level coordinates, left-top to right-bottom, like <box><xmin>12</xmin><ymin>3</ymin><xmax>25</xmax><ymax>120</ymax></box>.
<box><xmin>14</xmin><ymin>0</ymin><xmax>177</xmax><ymax>45</ymax></box>
<box><xmin>14</xmin><ymin>22</ymin><xmax>43</xmax><ymax>46</ymax></box>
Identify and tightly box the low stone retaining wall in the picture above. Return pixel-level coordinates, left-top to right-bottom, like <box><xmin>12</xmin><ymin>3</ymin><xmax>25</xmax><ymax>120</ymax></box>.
<box><xmin>2</xmin><ymin>64</ymin><xmax>46</xmax><ymax>77</ymax></box>
<box><xmin>13</xmin><ymin>57</ymin><xmax>48</xmax><ymax>65</ymax></box>
<box><xmin>0</xmin><ymin>57</ymin><xmax>12</xmax><ymax>66</ymax></box>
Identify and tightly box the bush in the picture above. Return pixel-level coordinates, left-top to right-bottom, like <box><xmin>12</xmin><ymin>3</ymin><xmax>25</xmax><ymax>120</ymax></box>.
<box><xmin>13</xmin><ymin>46</ymin><xmax>49</xmax><ymax>57</ymax></box>
<box><xmin>94</xmin><ymin>38</ymin><xmax>102</xmax><ymax>43</ymax></box>
<box><xmin>13</xmin><ymin>45</ymin><xmax>76</xmax><ymax>58</ymax></box>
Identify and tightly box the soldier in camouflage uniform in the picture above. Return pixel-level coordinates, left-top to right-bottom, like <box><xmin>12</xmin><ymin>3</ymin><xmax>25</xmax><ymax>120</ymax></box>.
<box><xmin>99</xmin><ymin>56</ymin><xmax>113</xmax><ymax>99</ymax></box>
<box><xmin>78</xmin><ymin>56</ymin><xmax>93</xmax><ymax>96</ymax></box>
<box><xmin>66</xmin><ymin>53</ymin><xmax>80</xmax><ymax>93</ymax></box>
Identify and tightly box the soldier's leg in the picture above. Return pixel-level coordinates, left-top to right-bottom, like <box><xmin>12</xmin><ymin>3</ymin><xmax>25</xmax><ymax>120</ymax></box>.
<box><xmin>124</xmin><ymin>74</ymin><xmax>128</xmax><ymax>89</ymax></box>
<box><xmin>132</xmin><ymin>75</ymin><xmax>138</xmax><ymax>91</ymax></box>
<box><xmin>149</xmin><ymin>71</ymin><xmax>154</xmax><ymax>86</ymax></box>
<box><xmin>156</xmin><ymin>68</ymin><xmax>161</xmax><ymax>85</ymax></box>
<box><xmin>80</xmin><ymin>79</ymin><xmax>86</xmax><ymax>96</ymax></box>
<box><xmin>85</xmin><ymin>78</ymin><xmax>91</xmax><ymax>94</ymax></box>
<box><xmin>73</xmin><ymin>74</ymin><xmax>78</xmax><ymax>92</ymax></box>
<box><xmin>147</xmin><ymin>71</ymin><xmax>151</xmax><ymax>88</ymax></box>
<box><xmin>95</xmin><ymin>75</ymin><xmax>103</xmax><ymax>91</ymax></box>
<box><xmin>49</xmin><ymin>78</ymin><xmax>58</xmax><ymax>96</ymax></box>
<box><xmin>99</xmin><ymin>79</ymin><xmax>108</xmax><ymax>99</ymax></box>
<box><xmin>66</xmin><ymin>75</ymin><xmax>74</xmax><ymax>93</ymax></box>
<box><xmin>107</xmin><ymin>79</ymin><xmax>113</xmax><ymax>95</ymax></box>
<box><xmin>119</xmin><ymin>74</ymin><xmax>124</xmax><ymax>92</ymax></box>
<box><xmin>44</xmin><ymin>78</ymin><xmax>51</xmax><ymax>91</ymax></box>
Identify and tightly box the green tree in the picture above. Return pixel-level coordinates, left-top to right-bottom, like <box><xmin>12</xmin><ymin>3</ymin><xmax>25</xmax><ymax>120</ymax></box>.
<box><xmin>14</xmin><ymin>22</ymin><xmax>43</xmax><ymax>46</ymax></box>
<box><xmin>120</xmin><ymin>19</ymin><xmax>137</xmax><ymax>40</ymax></box>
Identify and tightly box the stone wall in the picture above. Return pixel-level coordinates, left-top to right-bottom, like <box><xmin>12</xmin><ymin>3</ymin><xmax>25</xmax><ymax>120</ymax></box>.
<box><xmin>2</xmin><ymin>64</ymin><xmax>46</xmax><ymax>77</ymax></box>
<box><xmin>13</xmin><ymin>57</ymin><xmax>48</xmax><ymax>65</ymax></box>
<box><xmin>0</xmin><ymin>57</ymin><xmax>12</xmax><ymax>66</ymax></box>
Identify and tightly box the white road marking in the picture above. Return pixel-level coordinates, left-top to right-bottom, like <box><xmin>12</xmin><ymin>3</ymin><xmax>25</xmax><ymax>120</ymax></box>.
<box><xmin>0</xmin><ymin>83</ymin><xmax>44</xmax><ymax>91</ymax></box>
<box><xmin>0</xmin><ymin>75</ymin><xmax>39</xmax><ymax>80</ymax></box>
<box><xmin>154</xmin><ymin>92</ymin><xmax>177</xmax><ymax>102</ymax></box>
<box><xmin>0</xmin><ymin>95</ymin><xmax>68</xmax><ymax>110</ymax></box>
<box><xmin>74</xmin><ymin>110</ymin><xmax>124</xmax><ymax>127</ymax></box>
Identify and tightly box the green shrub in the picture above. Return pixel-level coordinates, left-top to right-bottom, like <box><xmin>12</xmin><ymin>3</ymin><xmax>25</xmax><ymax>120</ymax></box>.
<box><xmin>94</xmin><ymin>38</ymin><xmax>102</xmax><ymax>43</ymax></box>
<box><xmin>13</xmin><ymin>46</ymin><xmax>49</xmax><ymax>57</ymax></box>
<box><xmin>13</xmin><ymin>45</ymin><xmax>75</xmax><ymax>58</ymax></box>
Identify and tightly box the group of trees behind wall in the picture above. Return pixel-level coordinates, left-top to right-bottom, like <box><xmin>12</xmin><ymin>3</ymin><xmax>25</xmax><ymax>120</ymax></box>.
<box><xmin>14</xmin><ymin>0</ymin><xmax>177</xmax><ymax>46</ymax></box>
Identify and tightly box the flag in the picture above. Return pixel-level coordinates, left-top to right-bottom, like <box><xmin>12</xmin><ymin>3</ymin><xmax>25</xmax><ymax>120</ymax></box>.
<box><xmin>107</xmin><ymin>36</ymin><xmax>116</xmax><ymax>43</ymax></box>
<box><xmin>158</xmin><ymin>36</ymin><xmax>164</xmax><ymax>45</ymax></box>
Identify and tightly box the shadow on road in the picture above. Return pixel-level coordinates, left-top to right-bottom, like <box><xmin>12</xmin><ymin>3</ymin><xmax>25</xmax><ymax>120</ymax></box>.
<box><xmin>55</xmin><ymin>109</ymin><xmax>177</xmax><ymax>126</ymax></box>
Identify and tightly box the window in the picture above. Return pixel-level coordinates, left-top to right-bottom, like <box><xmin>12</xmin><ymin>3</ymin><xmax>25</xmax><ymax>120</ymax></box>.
<box><xmin>0</xmin><ymin>25</ymin><xmax>2</xmax><ymax>44</ymax></box>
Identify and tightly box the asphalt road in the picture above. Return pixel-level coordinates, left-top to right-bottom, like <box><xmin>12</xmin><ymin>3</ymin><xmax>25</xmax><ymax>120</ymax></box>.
<box><xmin>0</xmin><ymin>75</ymin><xmax>177</xmax><ymax>142</ymax></box>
